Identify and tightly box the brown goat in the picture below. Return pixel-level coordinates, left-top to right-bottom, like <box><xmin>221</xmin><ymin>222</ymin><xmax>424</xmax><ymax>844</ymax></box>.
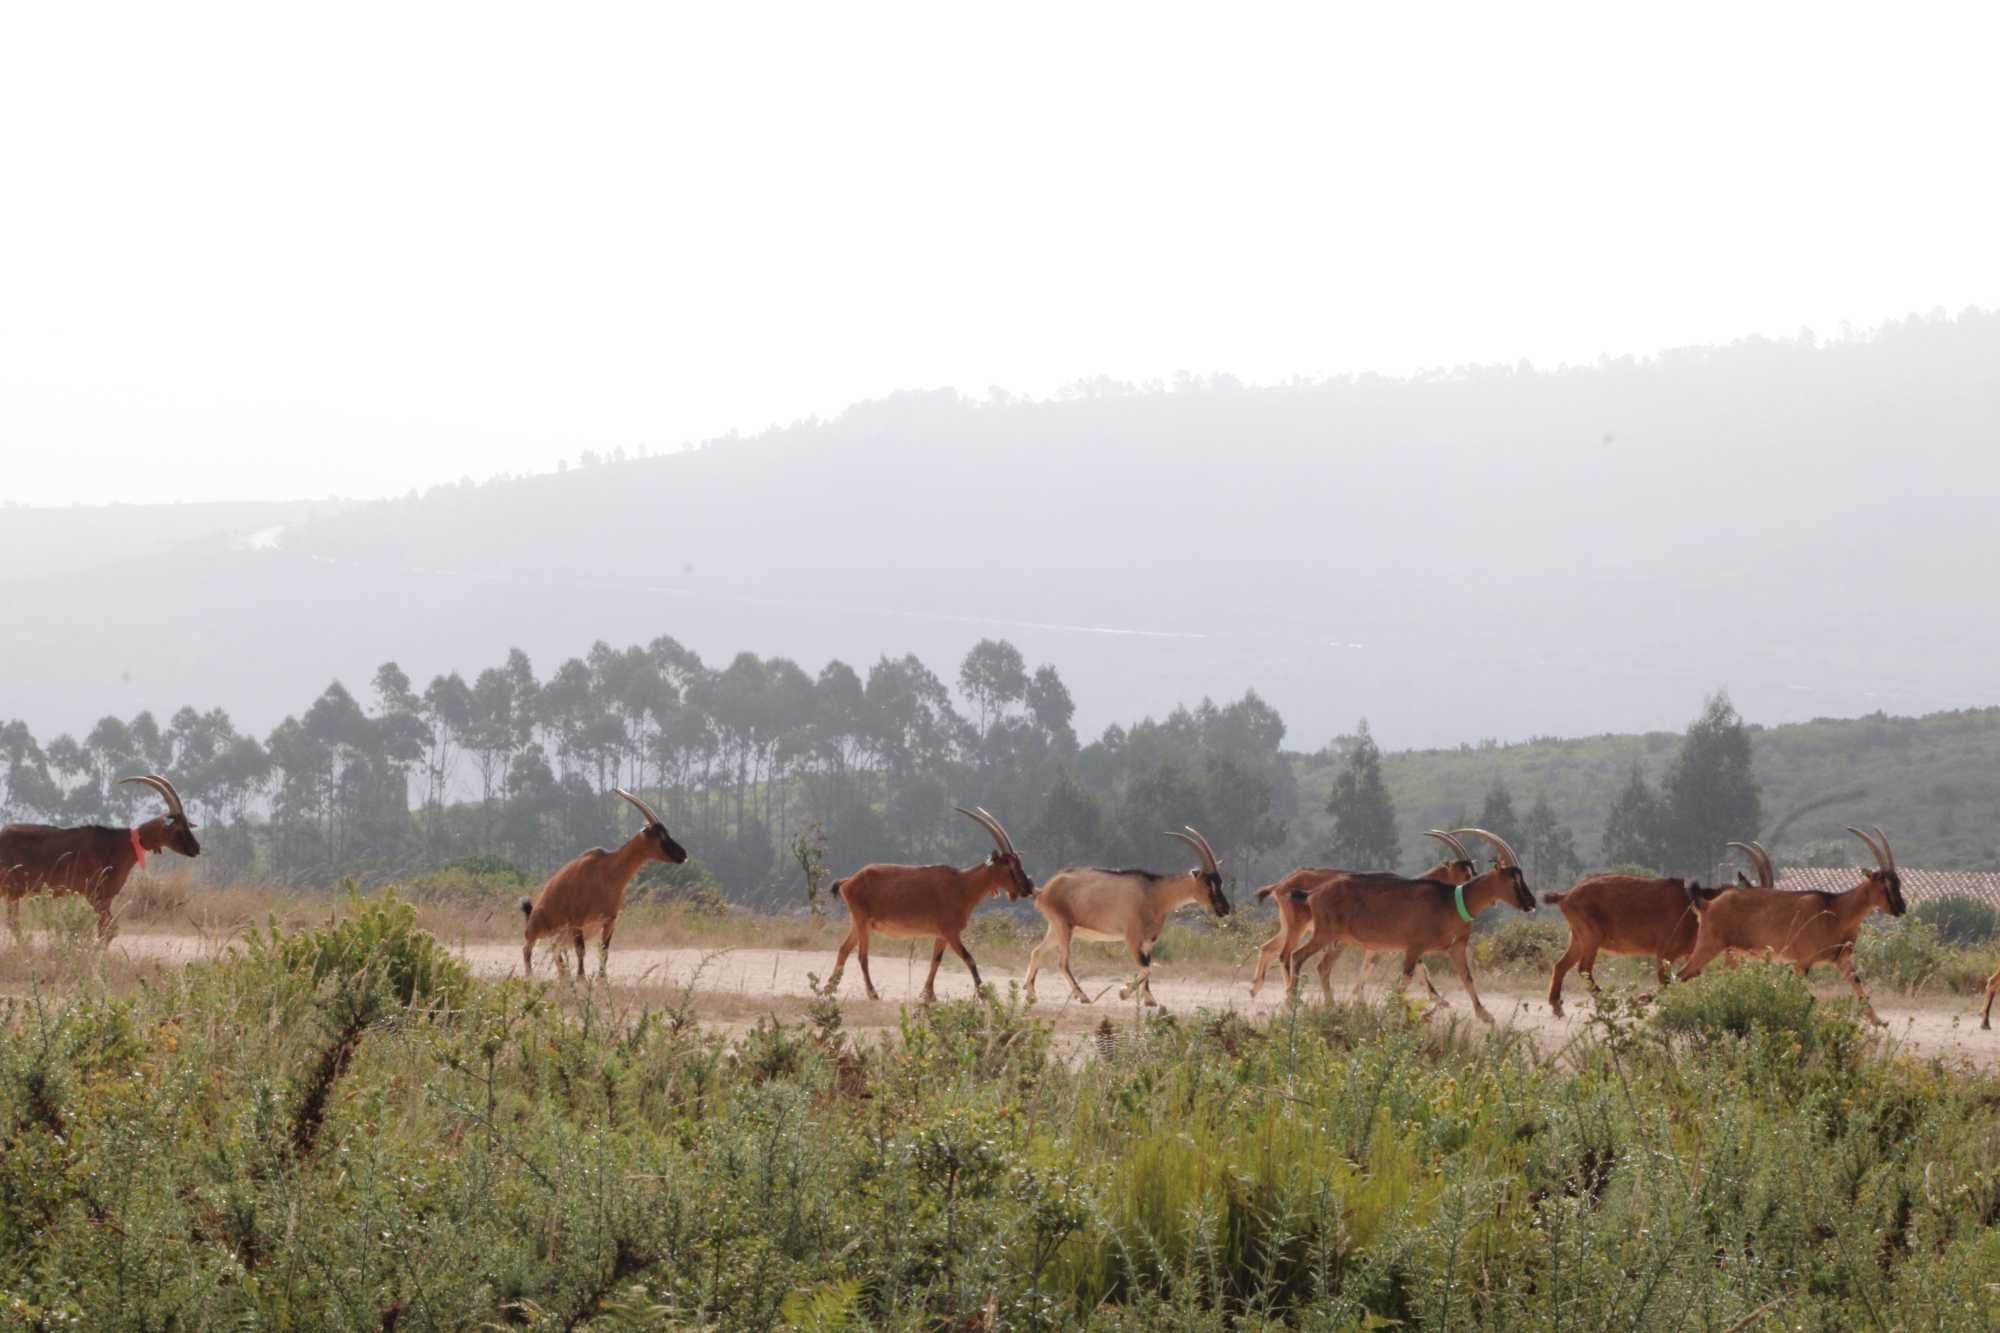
<box><xmin>1677</xmin><ymin>827</ymin><xmax>1906</xmax><ymax>1024</ymax></box>
<box><xmin>0</xmin><ymin>774</ymin><xmax>200</xmax><ymax>941</ymax></box>
<box><xmin>1281</xmin><ymin>828</ymin><xmax>1535</xmax><ymax>1021</ymax></box>
<box><xmin>1538</xmin><ymin>839</ymin><xmax>1773</xmax><ymax>1016</ymax></box>
<box><xmin>827</xmin><ymin>806</ymin><xmax>1033</xmax><ymax>1002</ymax></box>
<box><xmin>520</xmin><ymin>788</ymin><xmax>687</xmax><ymax>979</ymax></box>
<box><xmin>1247</xmin><ymin>830</ymin><xmax>1478</xmax><ymax>999</ymax></box>
<box><xmin>1025</xmin><ymin>826</ymin><xmax>1228</xmax><ymax>1005</ymax></box>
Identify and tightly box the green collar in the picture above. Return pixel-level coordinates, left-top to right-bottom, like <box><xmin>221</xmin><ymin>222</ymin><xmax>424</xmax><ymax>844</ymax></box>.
<box><xmin>1455</xmin><ymin>882</ymin><xmax>1473</xmax><ymax>923</ymax></box>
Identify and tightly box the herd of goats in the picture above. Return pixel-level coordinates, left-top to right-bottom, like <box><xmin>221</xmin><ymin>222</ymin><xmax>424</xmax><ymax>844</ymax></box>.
<box><xmin>4</xmin><ymin>773</ymin><xmax>1997</xmax><ymax>1029</ymax></box>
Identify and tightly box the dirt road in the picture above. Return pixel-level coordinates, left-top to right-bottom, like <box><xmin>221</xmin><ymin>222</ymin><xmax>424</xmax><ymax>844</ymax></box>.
<box><xmin>103</xmin><ymin>931</ymin><xmax>2000</xmax><ymax>1065</ymax></box>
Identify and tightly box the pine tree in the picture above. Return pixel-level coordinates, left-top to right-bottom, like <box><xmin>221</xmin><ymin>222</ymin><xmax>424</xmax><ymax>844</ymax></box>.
<box><xmin>1661</xmin><ymin>691</ymin><xmax>1763</xmax><ymax>875</ymax></box>
<box><xmin>1521</xmin><ymin>791</ymin><xmax>1583</xmax><ymax>886</ymax></box>
<box><xmin>1600</xmin><ymin>762</ymin><xmax>1666</xmax><ymax>871</ymax></box>
<box><xmin>1476</xmin><ymin>778</ymin><xmax>1524</xmax><ymax>850</ymax></box>
<box><xmin>1326</xmin><ymin>720</ymin><xmax>1399</xmax><ymax>868</ymax></box>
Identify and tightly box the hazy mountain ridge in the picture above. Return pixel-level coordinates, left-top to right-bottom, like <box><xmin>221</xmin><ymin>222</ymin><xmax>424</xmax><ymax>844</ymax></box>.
<box><xmin>3</xmin><ymin>312</ymin><xmax>1996</xmax><ymax>747</ymax></box>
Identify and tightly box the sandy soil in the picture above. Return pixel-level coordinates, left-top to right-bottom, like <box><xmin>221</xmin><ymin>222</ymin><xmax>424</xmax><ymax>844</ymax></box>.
<box><xmin>94</xmin><ymin>930</ymin><xmax>2000</xmax><ymax>1066</ymax></box>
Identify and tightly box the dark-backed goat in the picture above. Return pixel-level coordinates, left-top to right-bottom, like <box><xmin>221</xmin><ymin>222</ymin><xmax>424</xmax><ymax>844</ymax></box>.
<box><xmin>1247</xmin><ymin>830</ymin><xmax>1478</xmax><ymax>999</ymax></box>
<box><xmin>0</xmin><ymin>774</ymin><xmax>199</xmax><ymax>941</ymax></box>
<box><xmin>1677</xmin><ymin>827</ymin><xmax>1905</xmax><ymax>1024</ymax></box>
<box><xmin>520</xmin><ymin>788</ymin><xmax>687</xmax><ymax>978</ymax></box>
<box><xmin>1281</xmin><ymin>828</ymin><xmax>1535</xmax><ymax>1022</ymax></box>
<box><xmin>1537</xmin><ymin>841</ymin><xmax>1768</xmax><ymax>1016</ymax></box>
<box><xmin>827</xmin><ymin>806</ymin><xmax>1033</xmax><ymax>1002</ymax></box>
<box><xmin>1025</xmin><ymin>826</ymin><xmax>1229</xmax><ymax>1005</ymax></box>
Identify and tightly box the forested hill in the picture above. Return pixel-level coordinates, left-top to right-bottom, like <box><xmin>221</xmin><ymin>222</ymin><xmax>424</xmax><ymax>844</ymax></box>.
<box><xmin>1310</xmin><ymin>705</ymin><xmax>2000</xmax><ymax>875</ymax></box>
<box><xmin>4</xmin><ymin>310</ymin><xmax>1997</xmax><ymax>750</ymax></box>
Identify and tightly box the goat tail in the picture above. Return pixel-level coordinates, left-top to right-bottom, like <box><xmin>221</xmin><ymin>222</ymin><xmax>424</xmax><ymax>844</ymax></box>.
<box><xmin>1685</xmin><ymin>882</ymin><xmax>1712</xmax><ymax>912</ymax></box>
<box><xmin>1540</xmin><ymin>891</ymin><xmax>1567</xmax><ymax>907</ymax></box>
<box><xmin>518</xmin><ymin>897</ymin><xmax>533</xmax><ymax>920</ymax></box>
<box><xmin>828</xmin><ymin>878</ymin><xmax>846</xmax><ymax>905</ymax></box>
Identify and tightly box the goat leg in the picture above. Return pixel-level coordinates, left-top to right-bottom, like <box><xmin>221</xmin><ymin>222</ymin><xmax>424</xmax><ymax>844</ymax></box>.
<box><xmin>1835</xmin><ymin>948</ymin><xmax>1885</xmax><ymax>1027</ymax></box>
<box><xmin>1446</xmin><ymin>942</ymin><xmax>1494</xmax><ymax>1024</ymax></box>
<box><xmin>946</xmin><ymin>933</ymin><xmax>983</xmax><ymax>996</ymax></box>
<box><xmin>1057</xmin><ymin>930</ymin><xmax>1089</xmax><ymax>1003</ymax></box>
<box><xmin>921</xmin><ymin>938</ymin><xmax>947</xmax><ymax>1003</ymax></box>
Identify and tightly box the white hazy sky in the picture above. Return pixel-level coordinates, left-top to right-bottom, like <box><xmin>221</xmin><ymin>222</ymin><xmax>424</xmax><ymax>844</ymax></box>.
<box><xmin>4</xmin><ymin>1</ymin><xmax>1996</xmax><ymax>507</ymax></box>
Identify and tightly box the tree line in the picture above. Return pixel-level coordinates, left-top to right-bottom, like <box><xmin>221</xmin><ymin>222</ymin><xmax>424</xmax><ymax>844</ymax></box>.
<box><xmin>1320</xmin><ymin>694</ymin><xmax>1763</xmax><ymax>884</ymax></box>
<box><xmin>1</xmin><ymin>634</ymin><xmax>1761</xmax><ymax>902</ymax></box>
<box><xmin>0</xmin><ymin>637</ymin><xmax>1299</xmax><ymax>904</ymax></box>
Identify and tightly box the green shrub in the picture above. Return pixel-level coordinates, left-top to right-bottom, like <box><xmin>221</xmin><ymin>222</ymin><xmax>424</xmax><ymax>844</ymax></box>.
<box><xmin>402</xmin><ymin>858</ymin><xmax>534</xmax><ymax>904</ymax></box>
<box><xmin>1654</xmin><ymin>959</ymin><xmax>1822</xmax><ymax>1043</ymax></box>
<box><xmin>1472</xmin><ymin>913</ymin><xmax>1570</xmax><ymax>970</ymax></box>
<box><xmin>1855</xmin><ymin>917</ymin><xmax>1950</xmax><ymax>994</ymax></box>
<box><xmin>633</xmin><ymin>856</ymin><xmax>727</xmax><ymax>913</ymax></box>
<box><xmin>245</xmin><ymin>888</ymin><xmax>470</xmax><ymax>1012</ymax></box>
<box><xmin>443</xmin><ymin>852</ymin><xmax>531</xmax><ymax>882</ymax></box>
<box><xmin>1913</xmin><ymin>894</ymin><xmax>2000</xmax><ymax>946</ymax></box>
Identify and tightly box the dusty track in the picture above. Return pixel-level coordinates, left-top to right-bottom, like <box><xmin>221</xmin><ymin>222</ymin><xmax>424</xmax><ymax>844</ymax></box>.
<box><xmin>99</xmin><ymin>930</ymin><xmax>2000</xmax><ymax>1065</ymax></box>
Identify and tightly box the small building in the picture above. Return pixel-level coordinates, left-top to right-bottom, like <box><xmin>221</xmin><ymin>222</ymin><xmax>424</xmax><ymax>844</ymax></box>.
<box><xmin>1773</xmin><ymin>867</ymin><xmax>2000</xmax><ymax>910</ymax></box>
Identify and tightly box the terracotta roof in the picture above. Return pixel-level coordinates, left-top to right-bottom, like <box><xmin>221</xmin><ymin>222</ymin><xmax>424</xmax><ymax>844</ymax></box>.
<box><xmin>1774</xmin><ymin>867</ymin><xmax>2000</xmax><ymax>909</ymax></box>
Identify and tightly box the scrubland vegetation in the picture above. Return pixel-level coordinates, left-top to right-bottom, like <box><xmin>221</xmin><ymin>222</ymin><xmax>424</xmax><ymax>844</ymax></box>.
<box><xmin>8</xmin><ymin>894</ymin><xmax>2000</xmax><ymax>1328</ymax></box>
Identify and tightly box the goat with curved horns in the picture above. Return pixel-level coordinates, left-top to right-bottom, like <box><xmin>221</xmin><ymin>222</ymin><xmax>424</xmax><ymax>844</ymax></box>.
<box><xmin>1025</xmin><ymin>826</ymin><xmax>1230</xmax><ymax>1006</ymax></box>
<box><xmin>1537</xmin><ymin>842</ymin><xmax>1762</xmax><ymax>1016</ymax></box>
<box><xmin>1281</xmin><ymin>828</ymin><xmax>1535</xmax><ymax>1022</ymax></box>
<box><xmin>1677</xmin><ymin>827</ymin><xmax>1905</xmax><ymax>1024</ymax></box>
<box><xmin>827</xmin><ymin>806</ymin><xmax>1033</xmax><ymax>1003</ymax></box>
<box><xmin>1247</xmin><ymin>831</ymin><xmax>1478</xmax><ymax>1000</ymax></box>
<box><xmin>520</xmin><ymin>788</ymin><xmax>687</xmax><ymax>979</ymax></box>
<box><xmin>0</xmin><ymin>774</ymin><xmax>200</xmax><ymax>941</ymax></box>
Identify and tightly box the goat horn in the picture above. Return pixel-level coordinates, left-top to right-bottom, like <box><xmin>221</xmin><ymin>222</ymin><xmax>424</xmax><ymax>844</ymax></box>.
<box><xmin>614</xmin><ymin>787</ymin><xmax>662</xmax><ymax>827</ymax></box>
<box><xmin>119</xmin><ymin>774</ymin><xmax>185</xmax><ymax>819</ymax></box>
<box><xmin>1426</xmin><ymin>829</ymin><xmax>1473</xmax><ymax>862</ymax></box>
<box><xmin>1453</xmin><ymin>827</ymin><xmax>1519</xmax><ymax>870</ymax></box>
<box><xmin>956</xmin><ymin>806</ymin><xmax>1013</xmax><ymax>858</ymax></box>
<box><xmin>1845</xmin><ymin>826</ymin><xmax>1887</xmax><ymax>873</ymax></box>
<box><xmin>1748</xmin><ymin>840</ymin><xmax>1775</xmax><ymax>887</ymax></box>
<box><xmin>1166</xmin><ymin>826</ymin><xmax>1221</xmax><ymax>876</ymax></box>
<box><xmin>1186</xmin><ymin>825</ymin><xmax>1223</xmax><ymax>871</ymax></box>
<box><xmin>1872</xmin><ymin>825</ymin><xmax>1896</xmax><ymax>874</ymax></box>
<box><xmin>981</xmin><ymin>807</ymin><xmax>1021</xmax><ymax>858</ymax></box>
<box><xmin>1725</xmin><ymin>841</ymin><xmax>1773</xmax><ymax>888</ymax></box>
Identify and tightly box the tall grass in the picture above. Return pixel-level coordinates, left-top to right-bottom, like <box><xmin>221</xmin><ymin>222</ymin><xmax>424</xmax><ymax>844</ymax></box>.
<box><xmin>6</xmin><ymin>895</ymin><xmax>2000</xmax><ymax>1326</ymax></box>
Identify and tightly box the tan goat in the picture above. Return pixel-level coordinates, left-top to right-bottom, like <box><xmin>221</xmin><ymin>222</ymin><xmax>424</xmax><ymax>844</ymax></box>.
<box><xmin>1024</xmin><ymin>826</ymin><xmax>1229</xmax><ymax>1006</ymax></box>
<box><xmin>827</xmin><ymin>806</ymin><xmax>1033</xmax><ymax>1003</ymax></box>
<box><xmin>1281</xmin><ymin>827</ymin><xmax>1535</xmax><ymax>1022</ymax></box>
<box><xmin>520</xmin><ymin>788</ymin><xmax>688</xmax><ymax>979</ymax></box>
<box><xmin>1246</xmin><ymin>830</ymin><xmax>1478</xmax><ymax>999</ymax></box>
<box><xmin>1676</xmin><ymin>826</ymin><xmax>1906</xmax><ymax>1024</ymax></box>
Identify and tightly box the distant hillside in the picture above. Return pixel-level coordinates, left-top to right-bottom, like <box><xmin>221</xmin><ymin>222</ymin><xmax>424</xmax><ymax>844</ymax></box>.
<box><xmin>0</xmin><ymin>499</ymin><xmax>347</xmax><ymax>584</ymax></box>
<box><xmin>4</xmin><ymin>311</ymin><xmax>1997</xmax><ymax>748</ymax></box>
<box><xmin>1291</xmin><ymin>706</ymin><xmax>2000</xmax><ymax>873</ymax></box>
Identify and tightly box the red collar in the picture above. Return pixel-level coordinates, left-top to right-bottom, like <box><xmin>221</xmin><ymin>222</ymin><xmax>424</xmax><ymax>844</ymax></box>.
<box><xmin>130</xmin><ymin>827</ymin><xmax>148</xmax><ymax>869</ymax></box>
